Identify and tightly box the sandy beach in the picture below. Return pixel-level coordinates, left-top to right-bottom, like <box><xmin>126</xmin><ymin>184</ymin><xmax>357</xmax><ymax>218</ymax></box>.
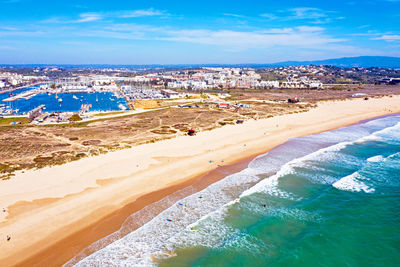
<box><xmin>1</xmin><ymin>96</ymin><xmax>400</xmax><ymax>266</ymax></box>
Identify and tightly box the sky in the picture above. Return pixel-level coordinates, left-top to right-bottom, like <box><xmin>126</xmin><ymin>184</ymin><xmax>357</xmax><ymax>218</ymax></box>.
<box><xmin>0</xmin><ymin>0</ymin><xmax>400</xmax><ymax>64</ymax></box>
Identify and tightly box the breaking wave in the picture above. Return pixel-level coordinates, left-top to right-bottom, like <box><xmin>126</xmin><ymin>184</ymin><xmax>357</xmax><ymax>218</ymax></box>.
<box><xmin>69</xmin><ymin>114</ymin><xmax>400</xmax><ymax>266</ymax></box>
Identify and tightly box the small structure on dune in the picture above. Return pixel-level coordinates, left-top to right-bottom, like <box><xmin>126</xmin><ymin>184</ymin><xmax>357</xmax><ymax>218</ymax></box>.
<box><xmin>239</xmin><ymin>104</ymin><xmax>251</xmax><ymax>108</ymax></box>
<box><xmin>288</xmin><ymin>98</ymin><xmax>300</xmax><ymax>103</ymax></box>
<box><xmin>352</xmin><ymin>93</ymin><xmax>368</xmax><ymax>98</ymax></box>
<box><xmin>218</xmin><ymin>102</ymin><xmax>230</xmax><ymax>108</ymax></box>
<box><xmin>188</xmin><ymin>129</ymin><xmax>196</xmax><ymax>136</ymax></box>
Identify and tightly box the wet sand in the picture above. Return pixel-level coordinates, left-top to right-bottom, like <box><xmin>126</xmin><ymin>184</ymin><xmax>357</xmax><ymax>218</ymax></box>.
<box><xmin>17</xmin><ymin>158</ymin><xmax>252</xmax><ymax>267</ymax></box>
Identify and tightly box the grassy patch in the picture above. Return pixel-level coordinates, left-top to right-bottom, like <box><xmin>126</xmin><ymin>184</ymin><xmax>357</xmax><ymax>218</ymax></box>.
<box><xmin>241</xmin><ymin>112</ymin><xmax>257</xmax><ymax>116</ymax></box>
<box><xmin>69</xmin><ymin>114</ymin><xmax>82</xmax><ymax>122</ymax></box>
<box><xmin>0</xmin><ymin>117</ymin><xmax>29</xmax><ymax>126</ymax></box>
<box><xmin>93</xmin><ymin>111</ymin><xmax>125</xmax><ymax>117</ymax></box>
<box><xmin>151</xmin><ymin>129</ymin><xmax>177</xmax><ymax>135</ymax></box>
<box><xmin>0</xmin><ymin>163</ymin><xmax>10</xmax><ymax>172</ymax></box>
<box><xmin>75</xmin><ymin>152</ymin><xmax>87</xmax><ymax>159</ymax></box>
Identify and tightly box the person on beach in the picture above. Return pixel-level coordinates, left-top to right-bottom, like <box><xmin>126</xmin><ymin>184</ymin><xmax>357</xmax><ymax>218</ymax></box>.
<box><xmin>6</xmin><ymin>235</ymin><xmax>11</xmax><ymax>241</ymax></box>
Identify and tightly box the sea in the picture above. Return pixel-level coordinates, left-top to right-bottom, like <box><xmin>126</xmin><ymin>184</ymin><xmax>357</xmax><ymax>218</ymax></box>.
<box><xmin>67</xmin><ymin>113</ymin><xmax>400</xmax><ymax>267</ymax></box>
<box><xmin>0</xmin><ymin>85</ymin><xmax>128</xmax><ymax>114</ymax></box>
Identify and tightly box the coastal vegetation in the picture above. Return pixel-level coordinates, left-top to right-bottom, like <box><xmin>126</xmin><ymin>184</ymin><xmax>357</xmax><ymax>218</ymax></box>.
<box><xmin>0</xmin><ymin>98</ymin><xmax>311</xmax><ymax>179</ymax></box>
<box><xmin>68</xmin><ymin>114</ymin><xmax>82</xmax><ymax>122</ymax></box>
<box><xmin>0</xmin><ymin>84</ymin><xmax>399</xmax><ymax>180</ymax></box>
<box><xmin>0</xmin><ymin>117</ymin><xmax>29</xmax><ymax>126</ymax></box>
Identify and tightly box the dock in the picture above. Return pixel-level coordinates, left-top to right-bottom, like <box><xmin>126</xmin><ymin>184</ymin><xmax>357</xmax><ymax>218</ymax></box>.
<box><xmin>2</xmin><ymin>90</ymin><xmax>41</xmax><ymax>102</ymax></box>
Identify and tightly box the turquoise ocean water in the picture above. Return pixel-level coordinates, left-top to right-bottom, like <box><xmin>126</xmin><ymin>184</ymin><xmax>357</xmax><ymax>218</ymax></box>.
<box><xmin>69</xmin><ymin>114</ymin><xmax>400</xmax><ymax>267</ymax></box>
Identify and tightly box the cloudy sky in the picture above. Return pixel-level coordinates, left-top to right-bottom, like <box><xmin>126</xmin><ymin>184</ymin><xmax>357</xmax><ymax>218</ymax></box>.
<box><xmin>1</xmin><ymin>0</ymin><xmax>399</xmax><ymax>64</ymax></box>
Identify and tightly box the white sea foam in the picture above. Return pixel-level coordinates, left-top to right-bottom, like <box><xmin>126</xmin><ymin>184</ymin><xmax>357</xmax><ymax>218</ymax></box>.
<box><xmin>270</xmin><ymin>208</ymin><xmax>321</xmax><ymax>222</ymax></box>
<box><xmin>374</xmin><ymin>121</ymin><xmax>400</xmax><ymax>136</ymax></box>
<box><xmin>240</xmin><ymin>141</ymin><xmax>352</xmax><ymax>198</ymax></box>
<box><xmin>161</xmin><ymin>143</ymin><xmax>389</xmax><ymax>259</ymax></box>
<box><xmin>356</xmin><ymin>134</ymin><xmax>383</xmax><ymax>143</ymax></box>
<box><xmin>356</xmin><ymin>121</ymin><xmax>400</xmax><ymax>144</ymax></box>
<box><xmin>71</xmin><ymin>116</ymin><xmax>400</xmax><ymax>266</ymax></box>
<box><xmin>240</xmin><ymin>120</ymin><xmax>400</xmax><ymax>198</ymax></box>
<box><xmin>367</xmin><ymin>155</ymin><xmax>384</xmax><ymax>162</ymax></box>
<box><xmin>387</xmin><ymin>152</ymin><xmax>400</xmax><ymax>160</ymax></box>
<box><xmin>71</xmin><ymin>168</ymin><xmax>263</xmax><ymax>266</ymax></box>
<box><xmin>156</xmin><ymin>200</ymin><xmax>319</xmax><ymax>259</ymax></box>
<box><xmin>160</xmin><ymin>205</ymin><xmax>235</xmax><ymax>252</ymax></box>
<box><xmin>332</xmin><ymin>172</ymin><xmax>375</xmax><ymax>193</ymax></box>
<box><xmin>219</xmin><ymin>231</ymin><xmax>268</xmax><ymax>254</ymax></box>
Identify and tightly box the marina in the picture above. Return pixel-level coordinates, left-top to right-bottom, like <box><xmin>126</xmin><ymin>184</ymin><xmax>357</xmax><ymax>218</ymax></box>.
<box><xmin>0</xmin><ymin>85</ymin><xmax>129</xmax><ymax>115</ymax></box>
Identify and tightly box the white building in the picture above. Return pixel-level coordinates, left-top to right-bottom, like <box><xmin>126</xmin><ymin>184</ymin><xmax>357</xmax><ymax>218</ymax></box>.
<box><xmin>161</xmin><ymin>89</ymin><xmax>180</xmax><ymax>98</ymax></box>
<box><xmin>132</xmin><ymin>76</ymin><xmax>152</xmax><ymax>83</ymax></box>
<box><xmin>93</xmin><ymin>84</ymin><xmax>118</xmax><ymax>91</ymax></box>
<box><xmin>9</xmin><ymin>78</ymin><xmax>20</xmax><ymax>86</ymax></box>
<box><xmin>121</xmin><ymin>85</ymin><xmax>132</xmax><ymax>90</ymax></box>
<box><xmin>307</xmin><ymin>81</ymin><xmax>323</xmax><ymax>89</ymax></box>
<box><xmin>258</xmin><ymin>81</ymin><xmax>280</xmax><ymax>88</ymax></box>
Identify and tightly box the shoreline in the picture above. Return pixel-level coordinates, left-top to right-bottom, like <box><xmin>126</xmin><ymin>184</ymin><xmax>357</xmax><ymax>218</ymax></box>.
<box><xmin>23</xmin><ymin>157</ymin><xmax>254</xmax><ymax>267</ymax></box>
<box><xmin>1</xmin><ymin>96</ymin><xmax>400</xmax><ymax>266</ymax></box>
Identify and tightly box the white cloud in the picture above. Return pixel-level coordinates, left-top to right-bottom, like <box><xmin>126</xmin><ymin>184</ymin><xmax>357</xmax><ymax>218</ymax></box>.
<box><xmin>41</xmin><ymin>8</ymin><xmax>168</xmax><ymax>24</ymax></box>
<box><xmin>260</xmin><ymin>7</ymin><xmax>342</xmax><ymax>24</ymax></box>
<box><xmin>296</xmin><ymin>26</ymin><xmax>324</xmax><ymax>32</ymax></box>
<box><xmin>42</xmin><ymin>13</ymin><xmax>102</xmax><ymax>24</ymax></box>
<box><xmin>260</xmin><ymin>13</ymin><xmax>279</xmax><ymax>20</ymax></box>
<box><xmin>372</xmin><ymin>34</ymin><xmax>400</xmax><ymax>41</ymax></box>
<box><xmin>73</xmin><ymin>23</ymin><xmax>346</xmax><ymax>52</ymax></box>
<box><xmin>223</xmin><ymin>13</ymin><xmax>246</xmax><ymax>18</ymax></box>
<box><xmin>104</xmin><ymin>23</ymin><xmax>162</xmax><ymax>32</ymax></box>
<box><xmin>261</xmin><ymin>28</ymin><xmax>294</xmax><ymax>34</ymax></box>
<box><xmin>117</xmin><ymin>9</ymin><xmax>166</xmax><ymax>18</ymax></box>
<box><xmin>76</xmin><ymin>13</ymin><xmax>102</xmax><ymax>23</ymax></box>
<box><xmin>160</xmin><ymin>27</ymin><xmax>345</xmax><ymax>51</ymax></box>
<box><xmin>290</xmin><ymin>7</ymin><xmax>327</xmax><ymax>20</ymax></box>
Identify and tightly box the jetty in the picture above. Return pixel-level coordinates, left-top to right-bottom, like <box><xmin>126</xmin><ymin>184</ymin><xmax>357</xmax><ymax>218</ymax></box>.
<box><xmin>28</xmin><ymin>105</ymin><xmax>45</xmax><ymax>122</ymax></box>
<box><xmin>2</xmin><ymin>90</ymin><xmax>41</xmax><ymax>102</ymax></box>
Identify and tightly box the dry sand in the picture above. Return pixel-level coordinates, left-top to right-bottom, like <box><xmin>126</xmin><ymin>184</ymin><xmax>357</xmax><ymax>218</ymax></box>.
<box><xmin>1</xmin><ymin>96</ymin><xmax>400</xmax><ymax>266</ymax></box>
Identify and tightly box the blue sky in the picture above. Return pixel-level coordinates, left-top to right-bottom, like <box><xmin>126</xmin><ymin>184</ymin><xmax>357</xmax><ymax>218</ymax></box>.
<box><xmin>0</xmin><ymin>0</ymin><xmax>399</xmax><ymax>64</ymax></box>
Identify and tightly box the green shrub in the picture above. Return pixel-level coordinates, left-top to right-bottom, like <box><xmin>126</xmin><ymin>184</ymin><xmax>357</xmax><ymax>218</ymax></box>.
<box><xmin>69</xmin><ymin>114</ymin><xmax>82</xmax><ymax>122</ymax></box>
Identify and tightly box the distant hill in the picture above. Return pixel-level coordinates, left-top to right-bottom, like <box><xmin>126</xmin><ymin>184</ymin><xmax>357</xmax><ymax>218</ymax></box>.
<box><xmin>265</xmin><ymin>56</ymin><xmax>400</xmax><ymax>68</ymax></box>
